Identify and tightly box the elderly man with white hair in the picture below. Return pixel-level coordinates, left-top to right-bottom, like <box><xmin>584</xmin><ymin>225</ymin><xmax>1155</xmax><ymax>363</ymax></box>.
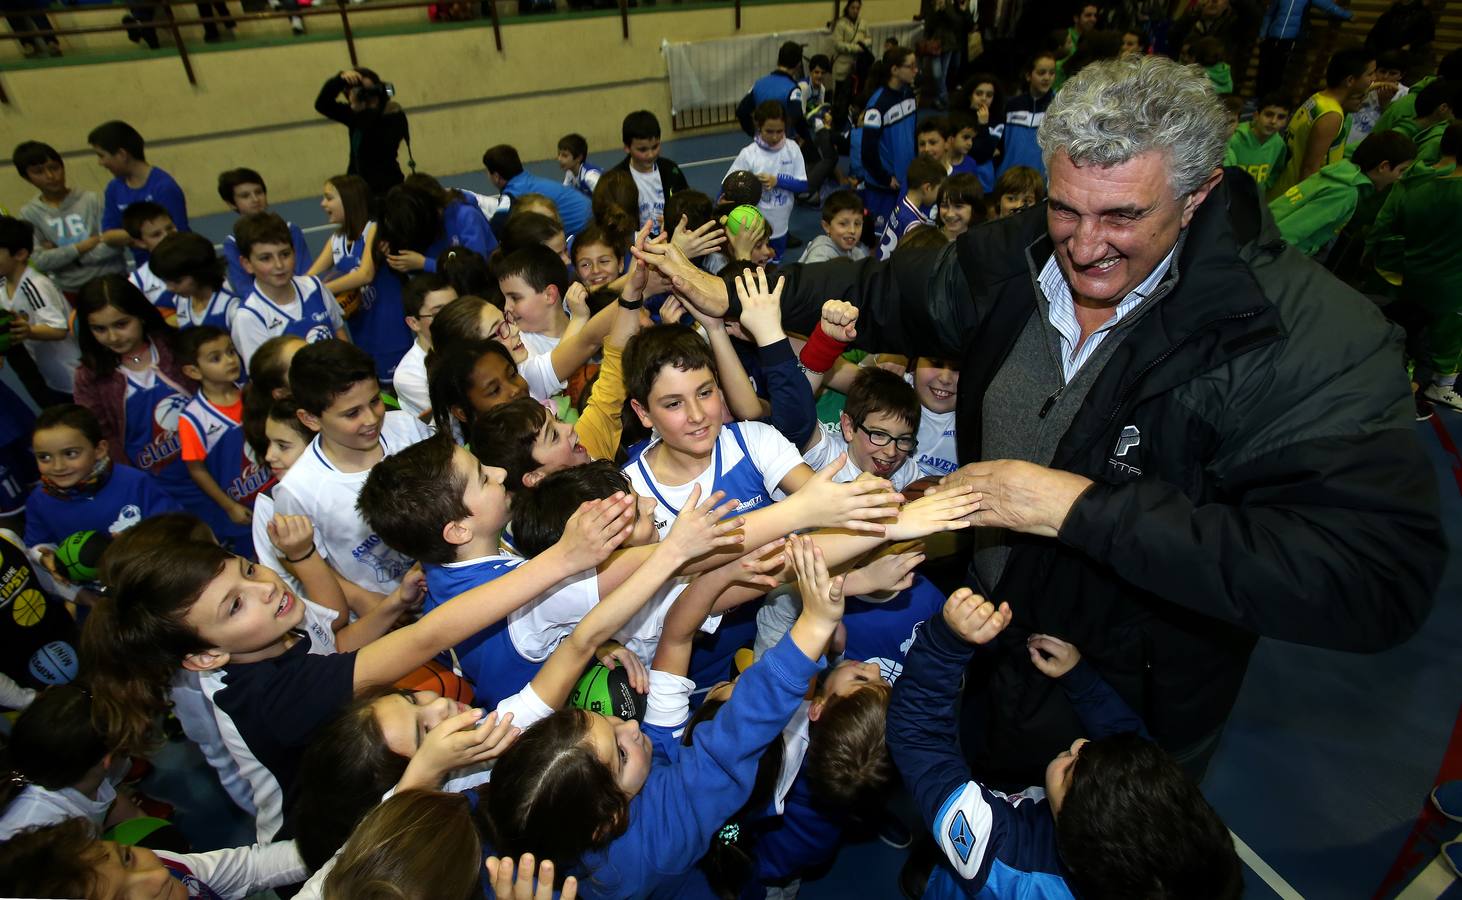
<box><xmin>636</xmin><ymin>54</ymin><xmax>1444</xmax><ymax>783</ymax></box>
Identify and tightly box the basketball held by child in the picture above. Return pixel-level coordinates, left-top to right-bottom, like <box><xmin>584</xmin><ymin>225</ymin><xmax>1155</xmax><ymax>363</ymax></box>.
<box><xmin>53</xmin><ymin>530</ymin><xmax>110</xmax><ymax>585</ymax></box>
<box><xmin>570</xmin><ymin>661</ymin><xmax>646</xmax><ymax>722</ymax></box>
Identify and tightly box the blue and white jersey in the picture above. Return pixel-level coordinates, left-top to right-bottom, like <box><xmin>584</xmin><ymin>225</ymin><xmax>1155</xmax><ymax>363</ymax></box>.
<box><xmin>563</xmin><ymin>163</ymin><xmax>603</xmax><ymax>197</ymax></box>
<box><xmin>860</xmin><ymin>85</ymin><xmax>918</xmax><ymax>193</ymax></box>
<box><xmin>273</xmin><ymin>410</ymin><xmax>429</xmax><ymax>595</ymax></box>
<box><xmin>876</xmin><ymin>194</ymin><xmax>936</xmax><ymax>261</ymax></box>
<box><xmin>223</xmin><ymin>221</ymin><xmax>310</xmax><ymax>298</ymax></box>
<box><xmin>423</xmin><ymin>554</ymin><xmax>598</xmax><ymax>709</ymax></box>
<box><xmin>230</xmin><ymin>276</ymin><xmax>344</xmax><ymax>373</ymax></box>
<box><xmin>129</xmin><ymin>262</ymin><xmax>177</xmax><ymax>317</ymax></box>
<box><xmin>174</xmin><ymin>288</ymin><xmax>241</xmax><ymax>332</ymax></box>
<box><xmin>997</xmin><ymin>92</ymin><xmax>1053</xmax><ymax>179</ymax></box>
<box><xmin>22</xmin><ymin>464</ymin><xmax>183</xmax><ymax>548</ymax></box>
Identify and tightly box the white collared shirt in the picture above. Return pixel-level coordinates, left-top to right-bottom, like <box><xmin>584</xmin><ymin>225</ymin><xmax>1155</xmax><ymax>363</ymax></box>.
<box><xmin>1038</xmin><ymin>244</ymin><xmax>1177</xmax><ymax>383</ymax></box>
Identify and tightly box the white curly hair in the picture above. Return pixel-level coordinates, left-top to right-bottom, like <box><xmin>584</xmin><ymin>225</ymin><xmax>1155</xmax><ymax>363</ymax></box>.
<box><xmin>1037</xmin><ymin>54</ymin><xmax>1228</xmax><ymax>197</ymax></box>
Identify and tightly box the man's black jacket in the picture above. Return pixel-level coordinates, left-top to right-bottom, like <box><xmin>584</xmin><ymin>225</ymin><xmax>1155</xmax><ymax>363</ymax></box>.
<box><xmin>723</xmin><ymin>170</ymin><xmax>1444</xmax><ymax>781</ymax></box>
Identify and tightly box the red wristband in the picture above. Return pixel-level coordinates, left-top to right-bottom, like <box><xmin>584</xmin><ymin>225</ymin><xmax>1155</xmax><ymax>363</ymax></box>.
<box><xmin>799</xmin><ymin>325</ymin><xmax>848</xmax><ymax>373</ymax></box>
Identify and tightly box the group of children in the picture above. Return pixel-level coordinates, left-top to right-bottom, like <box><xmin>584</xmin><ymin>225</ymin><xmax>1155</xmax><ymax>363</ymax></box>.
<box><xmin>0</xmin><ymin>43</ymin><xmax>1356</xmax><ymax>898</ymax></box>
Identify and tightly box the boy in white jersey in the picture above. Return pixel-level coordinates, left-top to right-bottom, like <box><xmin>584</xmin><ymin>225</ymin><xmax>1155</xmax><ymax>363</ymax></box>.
<box><xmin>0</xmin><ymin>216</ymin><xmax>81</xmax><ymax>400</ymax></box>
<box><xmin>395</xmin><ymin>274</ymin><xmax>457</xmax><ymax>421</ymax></box>
<box><xmin>908</xmin><ymin>357</ymin><xmax>959</xmax><ymax>479</ymax></box>
<box><xmin>120</xmin><ymin>202</ymin><xmax>179</xmax><ymax>318</ymax></box>
<box><xmin>274</xmin><ymin>339</ymin><xmax>429</xmax><ymax>601</ymax></box>
<box><xmin>498</xmin><ymin>244</ymin><xmax>573</xmax><ymax>358</ymax></box>
<box><xmin>803</xmin><ymin>367</ymin><xmax>921</xmax><ymax>490</ymax></box>
<box><xmin>230</xmin><ymin>212</ymin><xmax>346</xmax><ymax>369</ymax></box>
<box><xmin>557</xmin><ymin>132</ymin><xmax>602</xmax><ymax>196</ymax></box>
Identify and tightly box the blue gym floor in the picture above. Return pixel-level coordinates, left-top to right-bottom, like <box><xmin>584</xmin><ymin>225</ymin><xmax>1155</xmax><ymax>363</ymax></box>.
<box><xmin>161</xmin><ymin>130</ymin><xmax>1462</xmax><ymax>899</ymax></box>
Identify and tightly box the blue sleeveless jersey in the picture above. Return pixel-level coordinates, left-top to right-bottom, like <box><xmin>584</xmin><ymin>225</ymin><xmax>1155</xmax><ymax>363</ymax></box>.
<box><xmin>179</xmin><ymin>394</ymin><xmax>271</xmax><ymax>556</ymax></box>
<box><xmin>423</xmin><ymin>556</ymin><xmax>544</xmax><ymax>709</ymax></box>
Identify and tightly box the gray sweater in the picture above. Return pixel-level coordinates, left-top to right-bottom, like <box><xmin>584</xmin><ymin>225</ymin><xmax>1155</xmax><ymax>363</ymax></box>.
<box><xmin>19</xmin><ymin>190</ymin><xmax>127</xmax><ymax>292</ymax></box>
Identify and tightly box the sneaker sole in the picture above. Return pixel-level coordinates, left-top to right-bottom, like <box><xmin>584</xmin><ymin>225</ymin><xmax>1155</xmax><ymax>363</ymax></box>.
<box><xmin>1432</xmin><ymin>785</ymin><xmax>1462</xmax><ymax>823</ymax></box>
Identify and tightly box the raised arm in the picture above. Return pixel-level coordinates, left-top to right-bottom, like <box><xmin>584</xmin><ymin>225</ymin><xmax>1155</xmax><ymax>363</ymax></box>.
<box><xmin>352</xmin><ymin>496</ymin><xmax>636</xmax><ymax>687</ymax></box>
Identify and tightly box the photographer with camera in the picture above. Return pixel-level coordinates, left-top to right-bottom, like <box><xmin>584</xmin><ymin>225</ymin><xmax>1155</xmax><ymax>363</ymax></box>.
<box><xmin>315</xmin><ymin>68</ymin><xmax>411</xmax><ymax>200</ymax></box>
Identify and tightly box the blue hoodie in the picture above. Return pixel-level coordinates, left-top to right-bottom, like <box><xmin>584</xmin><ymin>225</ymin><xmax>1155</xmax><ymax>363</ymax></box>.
<box><xmin>1260</xmin><ymin>0</ymin><xmax>1352</xmax><ymax>41</ymax></box>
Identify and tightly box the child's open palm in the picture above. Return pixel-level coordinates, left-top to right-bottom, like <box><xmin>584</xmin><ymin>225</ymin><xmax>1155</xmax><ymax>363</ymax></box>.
<box><xmin>886</xmin><ymin>484</ymin><xmax>979</xmax><ymax>541</ymax></box>
<box><xmin>486</xmin><ymin>854</ymin><xmax>576</xmax><ymax>900</ymax></box>
<box><xmin>789</xmin><ymin>534</ymin><xmax>844</xmax><ymax>628</ymax></box>
<box><xmin>671</xmin><ymin>214</ymin><xmax>727</xmax><ymax>259</ymax></box>
<box><xmin>559</xmin><ymin>494</ymin><xmax>636</xmax><ymax>571</ymax></box>
<box><xmin>794</xmin><ymin>462</ymin><xmax>901</xmax><ymax>534</ymax></box>
<box><xmin>735</xmin><ymin>267</ymin><xmax>787</xmax><ymax>345</ymax></box>
<box><xmin>662</xmin><ymin>485</ymin><xmax>744</xmax><ymax>565</ymax></box>
<box><xmin>942</xmin><ymin>588</ymin><xmax>1011</xmax><ymax>645</ymax></box>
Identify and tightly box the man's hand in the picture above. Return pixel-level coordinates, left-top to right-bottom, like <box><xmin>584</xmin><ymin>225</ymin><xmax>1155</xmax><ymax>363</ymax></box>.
<box><xmin>940</xmin><ymin>460</ymin><xmax>1093</xmax><ymax>538</ymax></box>
<box><xmin>734</xmin><ymin>267</ymin><xmax>787</xmax><ymax>347</ymax></box>
<box><xmin>942</xmin><ymin>587</ymin><xmax>1011</xmax><ymax>645</ymax></box>
<box><xmin>1027</xmin><ymin>633</ymin><xmax>1081</xmax><ymax>678</ymax></box>
<box><xmin>820</xmin><ymin>299</ymin><xmax>858</xmax><ymax>343</ymax></box>
<box><xmin>632</xmin><ymin>240</ymin><xmax>730</xmax><ymax>316</ymax></box>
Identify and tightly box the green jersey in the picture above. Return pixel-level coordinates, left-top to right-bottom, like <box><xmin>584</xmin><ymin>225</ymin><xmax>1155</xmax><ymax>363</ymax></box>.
<box><xmin>1269</xmin><ymin>159</ymin><xmax>1373</xmax><ymax>257</ymax></box>
<box><xmin>1225</xmin><ymin>123</ymin><xmax>1288</xmax><ymax>192</ymax></box>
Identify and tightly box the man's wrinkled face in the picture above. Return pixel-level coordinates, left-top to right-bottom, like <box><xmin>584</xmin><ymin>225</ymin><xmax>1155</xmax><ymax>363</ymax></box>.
<box><xmin>1045</xmin><ymin>149</ymin><xmax>1216</xmax><ymax>308</ymax></box>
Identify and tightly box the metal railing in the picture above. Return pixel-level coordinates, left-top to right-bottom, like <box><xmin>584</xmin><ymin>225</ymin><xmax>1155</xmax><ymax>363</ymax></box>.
<box><xmin>0</xmin><ymin>0</ymin><xmax>849</xmax><ymax>104</ymax></box>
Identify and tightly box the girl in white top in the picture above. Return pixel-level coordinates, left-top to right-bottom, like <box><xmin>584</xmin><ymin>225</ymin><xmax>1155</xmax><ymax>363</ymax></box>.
<box><xmin>0</xmin><ymin>683</ymin><xmax>141</xmax><ymax>842</ymax></box>
<box><xmin>726</xmin><ymin>101</ymin><xmax>808</xmax><ymax>257</ymax></box>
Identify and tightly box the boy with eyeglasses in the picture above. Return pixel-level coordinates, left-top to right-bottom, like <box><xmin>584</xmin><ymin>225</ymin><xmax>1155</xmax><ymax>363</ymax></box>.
<box><xmin>802</xmin><ymin>366</ymin><xmax>921</xmax><ymax>490</ymax></box>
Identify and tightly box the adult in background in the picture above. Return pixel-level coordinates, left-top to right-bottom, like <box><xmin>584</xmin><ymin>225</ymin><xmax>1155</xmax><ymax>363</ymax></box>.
<box><xmin>315</xmin><ymin>68</ymin><xmax>410</xmax><ymax>201</ymax></box>
<box><xmin>738</xmin><ymin>40</ymin><xmax>811</xmax><ymax>143</ymax></box>
<box><xmin>1255</xmin><ymin>0</ymin><xmax>1354</xmax><ymax>99</ymax></box>
<box><xmin>830</xmin><ymin>0</ymin><xmax>871</xmax><ymax>132</ymax></box>
<box><xmin>635</xmin><ymin>54</ymin><xmax>1444</xmax><ymax>785</ymax></box>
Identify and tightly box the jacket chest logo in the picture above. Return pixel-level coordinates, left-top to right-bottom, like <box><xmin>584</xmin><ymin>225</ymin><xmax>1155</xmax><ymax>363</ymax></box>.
<box><xmin>1107</xmin><ymin>424</ymin><xmax>1143</xmax><ymax>476</ymax></box>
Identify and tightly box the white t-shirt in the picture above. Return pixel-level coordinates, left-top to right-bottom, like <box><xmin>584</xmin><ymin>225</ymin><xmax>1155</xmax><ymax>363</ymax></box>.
<box><xmin>0</xmin><ymin>267</ymin><xmax>81</xmax><ymax>392</ymax></box>
<box><xmin>802</xmin><ymin>421</ymin><xmax>920</xmax><ymax>490</ymax></box>
<box><xmin>0</xmin><ymin>780</ymin><xmax>116</xmax><ymax>841</ymax></box>
<box><xmin>155</xmin><ymin>839</ymin><xmax>308</xmax><ymax>899</ymax></box>
<box><xmin>726</xmin><ymin>140</ymin><xmax>808</xmax><ymax>239</ymax></box>
<box><xmin>274</xmin><ymin>410</ymin><xmax>429</xmax><ymax>594</ymax></box>
<box><xmin>630</xmin><ymin>165</ymin><xmax>666</xmax><ymax>230</ymax></box>
<box><xmin>913</xmin><ymin>405</ymin><xmax>958</xmax><ymax>479</ymax></box>
<box><xmin>520</xmin><ymin>349</ymin><xmax>566</xmax><ymax>402</ymax></box>
<box><xmin>521</xmin><ymin>329</ymin><xmax>561</xmax><ymax>359</ymax></box>
<box><xmin>624</xmin><ymin>421</ymin><xmax>805</xmax><ymax>538</ymax></box>
<box><xmin>393</xmin><ymin>341</ymin><xmax>430</xmax><ymax>421</ymax></box>
<box><xmin>250</xmin><ymin>492</ymin><xmax>303</xmax><ymax>598</ymax></box>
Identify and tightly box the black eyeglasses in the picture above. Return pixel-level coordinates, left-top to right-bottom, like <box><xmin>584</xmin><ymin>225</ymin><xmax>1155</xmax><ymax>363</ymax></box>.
<box><xmin>855</xmin><ymin>421</ymin><xmax>918</xmax><ymax>453</ymax></box>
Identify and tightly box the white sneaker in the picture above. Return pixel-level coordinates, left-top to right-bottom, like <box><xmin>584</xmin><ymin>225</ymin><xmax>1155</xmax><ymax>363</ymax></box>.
<box><xmin>1422</xmin><ymin>384</ymin><xmax>1462</xmax><ymax>412</ymax></box>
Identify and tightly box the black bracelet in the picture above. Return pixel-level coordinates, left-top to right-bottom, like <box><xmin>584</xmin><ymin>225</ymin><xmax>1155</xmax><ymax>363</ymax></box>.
<box><xmin>618</xmin><ymin>297</ymin><xmax>644</xmax><ymax>310</ymax></box>
<box><xmin>285</xmin><ymin>546</ymin><xmax>317</xmax><ymax>564</ymax></box>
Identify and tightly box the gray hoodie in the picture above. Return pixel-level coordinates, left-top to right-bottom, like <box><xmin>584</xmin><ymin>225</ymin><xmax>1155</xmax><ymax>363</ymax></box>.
<box><xmin>19</xmin><ymin>189</ymin><xmax>127</xmax><ymax>292</ymax></box>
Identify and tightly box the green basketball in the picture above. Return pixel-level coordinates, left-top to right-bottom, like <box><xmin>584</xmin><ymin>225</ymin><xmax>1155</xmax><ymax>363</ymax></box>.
<box><xmin>569</xmin><ymin>662</ymin><xmax>646</xmax><ymax>722</ymax></box>
<box><xmin>54</xmin><ymin>530</ymin><xmax>110</xmax><ymax>584</ymax></box>
<box><xmin>725</xmin><ymin>204</ymin><xmax>765</xmax><ymax>237</ymax></box>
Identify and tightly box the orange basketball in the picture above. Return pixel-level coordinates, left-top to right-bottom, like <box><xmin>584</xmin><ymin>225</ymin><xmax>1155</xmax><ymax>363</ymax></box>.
<box><xmin>394</xmin><ymin>659</ymin><xmax>474</xmax><ymax>705</ymax></box>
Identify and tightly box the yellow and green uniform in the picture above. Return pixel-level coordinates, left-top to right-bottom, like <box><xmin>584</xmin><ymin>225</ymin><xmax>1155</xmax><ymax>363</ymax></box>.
<box><xmin>1271</xmin><ymin>91</ymin><xmax>1349</xmax><ymax>199</ymax></box>
<box><xmin>1225</xmin><ymin>123</ymin><xmax>1288</xmax><ymax>192</ymax></box>
<box><xmin>1269</xmin><ymin>158</ymin><xmax>1372</xmax><ymax>257</ymax></box>
<box><xmin>1368</xmin><ymin>171</ymin><xmax>1462</xmax><ymax>375</ymax></box>
<box><xmin>1395</xmin><ymin>118</ymin><xmax>1452</xmax><ymax>167</ymax></box>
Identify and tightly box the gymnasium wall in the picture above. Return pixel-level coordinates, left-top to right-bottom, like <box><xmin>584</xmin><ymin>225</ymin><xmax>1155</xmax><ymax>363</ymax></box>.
<box><xmin>0</xmin><ymin>0</ymin><xmax>917</xmax><ymax>216</ymax></box>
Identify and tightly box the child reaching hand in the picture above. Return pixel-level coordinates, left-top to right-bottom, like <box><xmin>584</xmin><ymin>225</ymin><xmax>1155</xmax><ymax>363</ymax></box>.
<box><xmin>887</xmin><ymin>589</ymin><xmax>1242</xmax><ymax>898</ymax></box>
<box><xmin>81</xmin><ymin>494</ymin><xmax>637</xmax><ymax>842</ymax></box>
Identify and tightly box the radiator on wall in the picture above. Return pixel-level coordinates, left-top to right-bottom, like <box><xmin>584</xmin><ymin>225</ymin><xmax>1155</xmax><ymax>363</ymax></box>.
<box><xmin>665</xmin><ymin>21</ymin><xmax>923</xmax><ymax>130</ymax></box>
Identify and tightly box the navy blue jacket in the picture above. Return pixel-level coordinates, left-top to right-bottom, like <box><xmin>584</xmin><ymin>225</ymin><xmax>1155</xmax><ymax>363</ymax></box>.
<box><xmin>887</xmin><ymin>612</ymin><xmax>1148</xmax><ymax>898</ymax></box>
<box><xmin>738</xmin><ymin>70</ymin><xmax>809</xmax><ymax>142</ymax></box>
